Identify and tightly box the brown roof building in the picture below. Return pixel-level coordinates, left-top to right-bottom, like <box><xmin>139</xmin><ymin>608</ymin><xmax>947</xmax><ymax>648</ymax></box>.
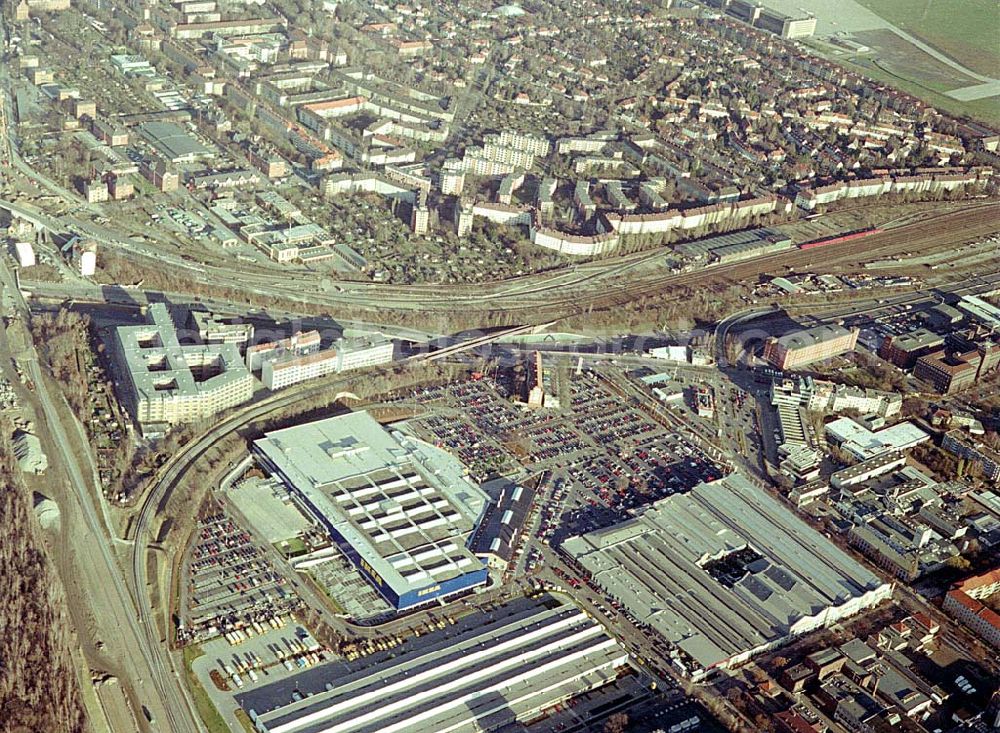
<box><xmin>878</xmin><ymin>328</ymin><xmax>944</xmax><ymax>369</ymax></box>
<box><xmin>943</xmin><ymin>569</ymin><xmax>1000</xmax><ymax>649</ymax></box>
<box><xmin>914</xmin><ymin>341</ymin><xmax>1000</xmax><ymax>394</ymax></box>
<box><xmin>764</xmin><ymin>325</ymin><xmax>858</xmax><ymax>370</ymax></box>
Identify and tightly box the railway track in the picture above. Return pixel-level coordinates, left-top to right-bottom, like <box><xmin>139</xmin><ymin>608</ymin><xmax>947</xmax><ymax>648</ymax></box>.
<box><xmin>547</xmin><ymin>202</ymin><xmax>1000</xmax><ymax>314</ymax></box>
<box><xmin>181</xmin><ymin>199</ymin><xmax>996</xmax><ymax>318</ymax></box>
<box><xmin>87</xmin><ymin>199</ymin><xmax>997</xmax><ymax>305</ymax></box>
<box><xmin>424</xmin><ymin>201</ymin><xmax>1000</xmax><ymax>318</ymax></box>
<box><xmin>319</xmin><ymin>199</ymin><xmax>1000</xmax><ymax>304</ymax></box>
<box><xmin>51</xmin><ymin>199</ymin><xmax>1000</xmax><ymax>319</ymax></box>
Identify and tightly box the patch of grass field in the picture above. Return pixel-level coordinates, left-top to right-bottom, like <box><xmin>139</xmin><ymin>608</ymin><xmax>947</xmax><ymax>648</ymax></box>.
<box><xmin>234</xmin><ymin>709</ymin><xmax>257</xmax><ymax>733</ymax></box>
<box><xmin>273</xmin><ymin>536</ymin><xmax>308</xmax><ymax>557</ymax></box>
<box><xmin>853</xmin><ymin>28</ymin><xmax>978</xmax><ymax>90</ymax></box>
<box><xmin>844</xmin><ymin>54</ymin><xmax>1000</xmax><ymax>126</ymax></box>
<box><xmin>855</xmin><ymin>0</ymin><xmax>1000</xmax><ymax>78</ymax></box>
<box><xmin>182</xmin><ymin>644</ymin><xmax>230</xmax><ymax>733</ymax></box>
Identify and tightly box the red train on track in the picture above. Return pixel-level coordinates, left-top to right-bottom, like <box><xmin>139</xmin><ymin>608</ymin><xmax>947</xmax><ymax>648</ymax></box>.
<box><xmin>799</xmin><ymin>226</ymin><xmax>883</xmax><ymax>250</ymax></box>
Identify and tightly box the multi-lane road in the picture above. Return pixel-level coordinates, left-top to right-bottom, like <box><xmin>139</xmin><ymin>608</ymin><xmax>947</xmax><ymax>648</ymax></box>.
<box><xmin>20</xmin><ymin>256</ymin><xmax>1000</xmax><ymax>732</ymax></box>
<box><xmin>0</xmin><ymin>39</ymin><xmax>996</xmax><ymax>726</ymax></box>
<box><xmin>10</xmin><ymin>264</ymin><xmax>1000</xmax><ymax>732</ymax></box>
<box><xmin>8</xmin><ymin>219</ymin><xmax>999</xmax><ymax>733</ymax></box>
<box><xmin>0</xmin><ymin>34</ymin><xmax>200</xmax><ymax>732</ymax></box>
<box><xmin>22</xmin><ymin>278</ymin><xmax>448</xmax><ymax>343</ymax></box>
<box><xmin>0</xmin><ymin>256</ymin><xmax>204</xmax><ymax>732</ymax></box>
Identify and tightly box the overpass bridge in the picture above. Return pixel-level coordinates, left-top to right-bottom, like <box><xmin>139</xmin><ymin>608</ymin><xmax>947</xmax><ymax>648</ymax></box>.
<box><xmin>411</xmin><ymin>323</ymin><xmax>557</xmax><ymax>362</ymax></box>
<box><xmin>0</xmin><ymin>197</ymin><xmax>68</xmax><ymax>234</ymax></box>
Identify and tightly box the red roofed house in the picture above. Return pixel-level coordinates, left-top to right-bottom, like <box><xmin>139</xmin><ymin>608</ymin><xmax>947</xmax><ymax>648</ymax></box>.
<box><xmin>775</xmin><ymin>710</ymin><xmax>823</xmax><ymax>733</ymax></box>
<box><xmin>943</xmin><ymin>568</ymin><xmax>1000</xmax><ymax>649</ymax></box>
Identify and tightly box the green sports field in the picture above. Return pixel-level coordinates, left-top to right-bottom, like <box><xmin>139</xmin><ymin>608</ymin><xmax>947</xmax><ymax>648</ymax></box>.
<box><xmin>856</xmin><ymin>0</ymin><xmax>1000</xmax><ymax>78</ymax></box>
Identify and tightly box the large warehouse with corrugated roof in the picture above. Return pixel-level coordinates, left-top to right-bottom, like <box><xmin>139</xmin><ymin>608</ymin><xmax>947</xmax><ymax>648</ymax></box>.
<box><xmin>241</xmin><ymin>596</ymin><xmax>629</xmax><ymax>733</ymax></box>
<box><xmin>564</xmin><ymin>473</ymin><xmax>892</xmax><ymax>679</ymax></box>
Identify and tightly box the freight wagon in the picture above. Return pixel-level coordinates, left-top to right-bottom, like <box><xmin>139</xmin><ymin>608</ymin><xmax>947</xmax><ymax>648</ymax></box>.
<box><xmin>799</xmin><ymin>227</ymin><xmax>882</xmax><ymax>250</ymax></box>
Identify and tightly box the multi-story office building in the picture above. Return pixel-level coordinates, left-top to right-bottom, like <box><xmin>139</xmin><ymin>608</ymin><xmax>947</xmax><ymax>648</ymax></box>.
<box><xmin>754</xmin><ymin>9</ymin><xmax>817</xmax><ymax>39</ymax></box>
<box><xmin>814</xmin><ymin>381</ymin><xmax>902</xmax><ymax>417</ymax></box>
<box><xmin>108</xmin><ymin>175</ymin><xmax>134</xmax><ymax>201</ymax></box>
<box><xmin>771</xmin><ymin>375</ymin><xmax>902</xmax><ymax>418</ymax></box>
<box><xmin>81</xmin><ymin>179</ymin><xmax>109</xmax><ymax>204</ymax></box>
<box><xmin>189</xmin><ymin>311</ymin><xmax>254</xmax><ymax>346</ymax></box>
<box><xmin>261</xmin><ymin>337</ymin><xmax>395</xmax><ymax>390</ymax></box>
<box><xmin>336</xmin><ymin>336</ymin><xmax>395</xmax><ymax>372</ymax></box>
<box><xmin>245</xmin><ymin>330</ymin><xmax>321</xmax><ymax>371</ymax></box>
<box><xmin>878</xmin><ymin>329</ymin><xmax>945</xmax><ymax>369</ymax></box>
<box><xmin>65</xmin><ymin>238</ymin><xmax>98</xmax><ymax>277</ymax></box>
<box><xmin>913</xmin><ymin>341</ymin><xmax>1000</xmax><ymax>393</ymax></box>
<box><xmin>764</xmin><ymin>324</ymin><xmax>858</xmax><ymax>370</ymax></box>
<box><xmin>848</xmin><ymin>517</ymin><xmax>934</xmax><ymax>581</ymax></box>
<box><xmin>113</xmin><ymin>304</ymin><xmax>253</xmax><ymax>433</ymax></box>
<box><xmin>262</xmin><ymin>349</ymin><xmax>339</xmax><ymax>390</ymax></box>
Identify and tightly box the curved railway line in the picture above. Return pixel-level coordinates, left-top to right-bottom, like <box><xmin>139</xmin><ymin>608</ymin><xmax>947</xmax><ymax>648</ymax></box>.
<box><xmin>18</xmin><ymin>200</ymin><xmax>1000</xmax><ymax>321</ymax></box>
<box><xmin>136</xmin><ymin>200</ymin><xmax>1000</xmax><ymax>318</ymax></box>
<box><xmin>260</xmin><ymin>200</ymin><xmax>1000</xmax><ymax>306</ymax></box>
<box><xmin>544</xmin><ymin>201</ymin><xmax>1000</xmax><ymax>316</ymax></box>
<box><xmin>231</xmin><ymin>200</ymin><xmax>998</xmax><ymax>316</ymax></box>
<box><xmin>188</xmin><ymin>196</ymin><xmax>997</xmax><ymax>293</ymax></box>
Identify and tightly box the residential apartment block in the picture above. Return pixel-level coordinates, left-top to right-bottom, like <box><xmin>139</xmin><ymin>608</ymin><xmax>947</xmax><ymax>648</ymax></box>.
<box><xmin>943</xmin><ymin>569</ymin><xmax>1000</xmax><ymax>649</ymax></box>
<box><xmin>942</xmin><ymin>431</ymin><xmax>1000</xmax><ymax>482</ymax></box>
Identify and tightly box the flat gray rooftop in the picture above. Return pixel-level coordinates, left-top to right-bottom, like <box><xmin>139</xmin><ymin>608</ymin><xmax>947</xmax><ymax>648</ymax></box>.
<box><xmin>675</xmin><ymin>227</ymin><xmax>788</xmax><ymax>257</ymax></box>
<box><xmin>564</xmin><ymin>474</ymin><xmax>890</xmax><ymax>671</ymax></box>
<box><xmin>139</xmin><ymin>120</ymin><xmax>213</xmax><ymax>160</ymax></box>
<box><xmin>889</xmin><ymin>328</ymin><xmax>943</xmax><ymax>352</ymax></box>
<box><xmin>774</xmin><ymin>323</ymin><xmax>853</xmax><ymax>351</ymax></box>
<box><xmin>243</xmin><ymin>596</ymin><xmax>627</xmax><ymax>733</ymax></box>
<box><xmin>114</xmin><ymin>303</ymin><xmax>251</xmax><ymax>409</ymax></box>
<box><xmin>253</xmin><ymin>412</ymin><xmax>489</xmax><ymax>601</ymax></box>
